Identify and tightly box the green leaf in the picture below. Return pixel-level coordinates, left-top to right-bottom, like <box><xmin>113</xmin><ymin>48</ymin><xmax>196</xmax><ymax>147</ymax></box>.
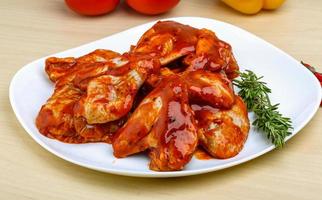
<box><xmin>233</xmin><ymin>70</ymin><xmax>293</xmax><ymax>148</ymax></box>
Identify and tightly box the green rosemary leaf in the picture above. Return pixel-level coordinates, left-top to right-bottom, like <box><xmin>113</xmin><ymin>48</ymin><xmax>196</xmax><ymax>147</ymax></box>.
<box><xmin>233</xmin><ymin>70</ymin><xmax>293</xmax><ymax>147</ymax></box>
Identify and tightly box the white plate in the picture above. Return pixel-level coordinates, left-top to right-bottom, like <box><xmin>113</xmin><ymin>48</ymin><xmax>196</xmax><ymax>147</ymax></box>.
<box><xmin>9</xmin><ymin>17</ymin><xmax>321</xmax><ymax>177</ymax></box>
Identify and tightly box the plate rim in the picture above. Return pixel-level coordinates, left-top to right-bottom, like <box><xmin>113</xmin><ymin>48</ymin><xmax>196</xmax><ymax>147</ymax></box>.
<box><xmin>9</xmin><ymin>16</ymin><xmax>322</xmax><ymax>178</ymax></box>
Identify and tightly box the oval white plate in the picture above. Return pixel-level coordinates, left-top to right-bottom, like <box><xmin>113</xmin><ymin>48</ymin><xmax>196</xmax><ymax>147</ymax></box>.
<box><xmin>9</xmin><ymin>17</ymin><xmax>321</xmax><ymax>177</ymax></box>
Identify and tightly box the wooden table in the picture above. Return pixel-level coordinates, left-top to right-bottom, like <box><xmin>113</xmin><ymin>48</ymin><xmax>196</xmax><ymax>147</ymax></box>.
<box><xmin>1</xmin><ymin>0</ymin><xmax>321</xmax><ymax>199</ymax></box>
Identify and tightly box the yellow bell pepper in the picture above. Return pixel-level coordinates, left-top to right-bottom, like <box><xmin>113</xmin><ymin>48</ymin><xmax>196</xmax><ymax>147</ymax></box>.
<box><xmin>221</xmin><ymin>0</ymin><xmax>286</xmax><ymax>14</ymax></box>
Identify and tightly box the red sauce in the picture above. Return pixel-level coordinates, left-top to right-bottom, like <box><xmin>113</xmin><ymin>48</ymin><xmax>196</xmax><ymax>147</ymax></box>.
<box><xmin>153</xmin><ymin>21</ymin><xmax>198</xmax><ymax>53</ymax></box>
<box><xmin>194</xmin><ymin>147</ymin><xmax>213</xmax><ymax>160</ymax></box>
<box><xmin>156</xmin><ymin>76</ymin><xmax>198</xmax><ymax>158</ymax></box>
<box><xmin>112</xmin><ymin>98</ymin><xmax>157</xmax><ymax>157</ymax></box>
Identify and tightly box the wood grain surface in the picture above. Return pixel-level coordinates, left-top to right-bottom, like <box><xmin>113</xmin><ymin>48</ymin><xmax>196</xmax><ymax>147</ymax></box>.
<box><xmin>1</xmin><ymin>0</ymin><xmax>321</xmax><ymax>199</ymax></box>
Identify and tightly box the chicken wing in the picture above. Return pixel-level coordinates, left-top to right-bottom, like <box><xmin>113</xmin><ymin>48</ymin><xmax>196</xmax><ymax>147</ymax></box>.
<box><xmin>132</xmin><ymin>21</ymin><xmax>199</xmax><ymax>65</ymax></box>
<box><xmin>192</xmin><ymin>96</ymin><xmax>250</xmax><ymax>159</ymax></box>
<box><xmin>45</xmin><ymin>49</ymin><xmax>120</xmax><ymax>83</ymax></box>
<box><xmin>36</xmin><ymin>84</ymin><xmax>83</xmax><ymax>142</ymax></box>
<box><xmin>184</xmin><ymin>29</ymin><xmax>239</xmax><ymax>79</ymax></box>
<box><xmin>71</xmin><ymin>56</ymin><xmax>130</xmax><ymax>90</ymax></box>
<box><xmin>70</xmin><ymin>53</ymin><xmax>154</xmax><ymax>91</ymax></box>
<box><xmin>183</xmin><ymin>70</ymin><xmax>235</xmax><ymax>109</ymax></box>
<box><xmin>45</xmin><ymin>57</ymin><xmax>77</xmax><ymax>82</ymax></box>
<box><xmin>134</xmin><ymin>21</ymin><xmax>239</xmax><ymax>79</ymax></box>
<box><xmin>36</xmin><ymin>83</ymin><xmax>126</xmax><ymax>143</ymax></box>
<box><xmin>76</xmin><ymin>56</ymin><xmax>160</xmax><ymax>124</ymax></box>
<box><xmin>113</xmin><ymin>75</ymin><xmax>198</xmax><ymax>171</ymax></box>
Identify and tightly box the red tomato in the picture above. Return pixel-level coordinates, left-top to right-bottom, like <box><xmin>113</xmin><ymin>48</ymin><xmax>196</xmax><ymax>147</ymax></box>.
<box><xmin>126</xmin><ymin>0</ymin><xmax>180</xmax><ymax>15</ymax></box>
<box><xmin>65</xmin><ymin>0</ymin><xmax>120</xmax><ymax>16</ymax></box>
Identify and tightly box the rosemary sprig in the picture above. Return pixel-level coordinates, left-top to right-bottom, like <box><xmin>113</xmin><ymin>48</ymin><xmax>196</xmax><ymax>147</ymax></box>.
<box><xmin>233</xmin><ymin>70</ymin><xmax>293</xmax><ymax>148</ymax></box>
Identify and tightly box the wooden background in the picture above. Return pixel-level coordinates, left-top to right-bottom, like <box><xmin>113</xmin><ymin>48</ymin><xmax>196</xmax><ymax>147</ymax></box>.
<box><xmin>1</xmin><ymin>0</ymin><xmax>321</xmax><ymax>199</ymax></box>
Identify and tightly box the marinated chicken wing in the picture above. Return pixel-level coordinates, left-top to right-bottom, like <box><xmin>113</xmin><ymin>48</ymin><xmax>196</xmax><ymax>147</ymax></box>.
<box><xmin>36</xmin><ymin>84</ymin><xmax>82</xmax><ymax>142</ymax></box>
<box><xmin>76</xmin><ymin>56</ymin><xmax>160</xmax><ymax>124</ymax></box>
<box><xmin>134</xmin><ymin>21</ymin><xmax>239</xmax><ymax>78</ymax></box>
<box><xmin>57</xmin><ymin>57</ymin><xmax>125</xmax><ymax>89</ymax></box>
<box><xmin>45</xmin><ymin>49</ymin><xmax>120</xmax><ymax>83</ymax></box>
<box><xmin>36</xmin><ymin>83</ymin><xmax>126</xmax><ymax>143</ymax></box>
<box><xmin>183</xmin><ymin>70</ymin><xmax>235</xmax><ymax>109</ymax></box>
<box><xmin>192</xmin><ymin>96</ymin><xmax>250</xmax><ymax>159</ymax></box>
<box><xmin>71</xmin><ymin>55</ymin><xmax>131</xmax><ymax>90</ymax></box>
<box><xmin>132</xmin><ymin>21</ymin><xmax>198</xmax><ymax>65</ymax></box>
<box><xmin>45</xmin><ymin>57</ymin><xmax>76</xmax><ymax>82</ymax></box>
<box><xmin>53</xmin><ymin>61</ymin><xmax>119</xmax><ymax>89</ymax></box>
<box><xmin>57</xmin><ymin>62</ymin><xmax>109</xmax><ymax>89</ymax></box>
<box><xmin>38</xmin><ymin>49</ymin><xmax>125</xmax><ymax>143</ymax></box>
<box><xmin>76</xmin><ymin>72</ymin><xmax>140</xmax><ymax>124</ymax></box>
<box><xmin>184</xmin><ymin>29</ymin><xmax>239</xmax><ymax>79</ymax></box>
<box><xmin>113</xmin><ymin>75</ymin><xmax>198</xmax><ymax>171</ymax></box>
